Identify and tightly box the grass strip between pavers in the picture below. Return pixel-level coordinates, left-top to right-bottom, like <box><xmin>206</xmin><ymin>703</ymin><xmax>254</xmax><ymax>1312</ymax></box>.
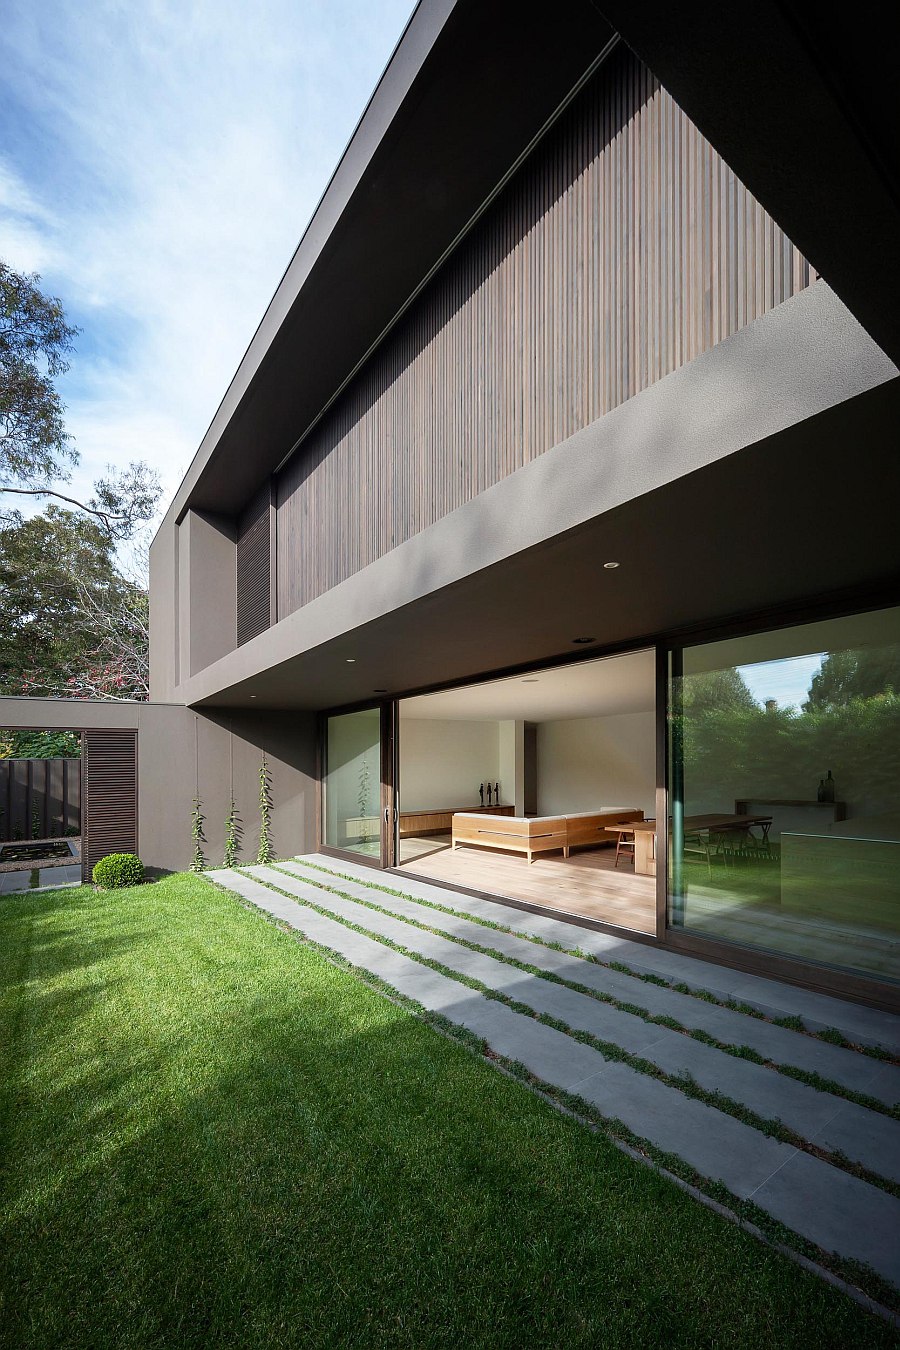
<box><xmin>218</xmin><ymin>871</ymin><xmax>900</xmax><ymax>1321</ymax></box>
<box><xmin>254</xmin><ymin>866</ymin><xmax>900</xmax><ymax>1196</ymax></box>
<box><xmin>293</xmin><ymin>858</ymin><xmax>900</xmax><ymax>1080</ymax></box>
<box><xmin>6</xmin><ymin>873</ymin><xmax>898</xmax><ymax>1344</ymax></box>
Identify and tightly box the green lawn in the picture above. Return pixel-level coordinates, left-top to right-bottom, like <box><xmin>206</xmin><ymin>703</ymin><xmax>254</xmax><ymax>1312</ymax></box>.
<box><xmin>0</xmin><ymin>875</ymin><xmax>892</xmax><ymax>1349</ymax></box>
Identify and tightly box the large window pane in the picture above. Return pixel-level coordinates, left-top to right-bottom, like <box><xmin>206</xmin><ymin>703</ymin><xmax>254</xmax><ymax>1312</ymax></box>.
<box><xmin>667</xmin><ymin>607</ymin><xmax>900</xmax><ymax>983</ymax></box>
<box><xmin>324</xmin><ymin>709</ymin><xmax>381</xmax><ymax>857</ymax></box>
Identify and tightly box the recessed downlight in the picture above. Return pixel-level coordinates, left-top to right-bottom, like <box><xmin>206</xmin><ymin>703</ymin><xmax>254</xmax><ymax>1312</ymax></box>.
<box><xmin>346</xmin><ymin>658</ymin><xmax>356</xmax><ymax>663</ymax></box>
<box><xmin>603</xmin><ymin>560</ymin><xmax>620</xmax><ymax>569</ymax></box>
<box><xmin>522</xmin><ymin>678</ymin><xmax>539</xmax><ymax>683</ymax></box>
<box><xmin>249</xmin><ymin>694</ymin><xmax>258</xmax><ymax>699</ymax></box>
<box><xmin>572</xmin><ymin>637</ymin><xmax>596</xmax><ymax>645</ymax></box>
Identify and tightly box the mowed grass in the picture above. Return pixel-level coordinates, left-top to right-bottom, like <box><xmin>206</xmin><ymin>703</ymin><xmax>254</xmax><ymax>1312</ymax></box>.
<box><xmin>0</xmin><ymin>876</ymin><xmax>893</xmax><ymax>1349</ymax></box>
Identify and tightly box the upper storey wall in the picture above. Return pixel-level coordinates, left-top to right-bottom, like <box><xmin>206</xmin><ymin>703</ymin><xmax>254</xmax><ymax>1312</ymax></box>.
<box><xmin>274</xmin><ymin>46</ymin><xmax>815</xmax><ymax>617</ymax></box>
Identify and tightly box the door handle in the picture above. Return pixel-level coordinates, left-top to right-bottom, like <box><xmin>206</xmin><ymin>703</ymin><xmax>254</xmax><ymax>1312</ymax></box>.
<box><xmin>384</xmin><ymin>806</ymin><xmax>390</xmax><ymax>824</ymax></box>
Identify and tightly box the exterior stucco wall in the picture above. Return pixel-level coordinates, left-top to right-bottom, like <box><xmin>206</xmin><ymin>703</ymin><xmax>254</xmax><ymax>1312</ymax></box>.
<box><xmin>172</xmin><ymin>283</ymin><xmax>898</xmax><ymax>711</ymax></box>
<box><xmin>149</xmin><ymin>519</ymin><xmax>179</xmax><ymax>702</ymax></box>
<box><xmin>0</xmin><ymin>698</ymin><xmax>316</xmax><ymax>873</ymax></box>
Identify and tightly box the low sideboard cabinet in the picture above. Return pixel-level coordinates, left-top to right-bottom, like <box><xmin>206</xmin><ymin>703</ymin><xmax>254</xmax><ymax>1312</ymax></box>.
<box><xmin>398</xmin><ymin>805</ymin><xmax>514</xmax><ymax>839</ymax></box>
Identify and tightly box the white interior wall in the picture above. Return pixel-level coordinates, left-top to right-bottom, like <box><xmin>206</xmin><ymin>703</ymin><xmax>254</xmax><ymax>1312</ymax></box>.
<box><xmin>537</xmin><ymin>712</ymin><xmax>656</xmax><ymax>817</ymax></box>
<box><xmin>497</xmin><ymin>720</ymin><xmax>524</xmax><ymax>813</ymax></box>
<box><xmin>399</xmin><ymin>719</ymin><xmax>499</xmax><ymax>810</ymax></box>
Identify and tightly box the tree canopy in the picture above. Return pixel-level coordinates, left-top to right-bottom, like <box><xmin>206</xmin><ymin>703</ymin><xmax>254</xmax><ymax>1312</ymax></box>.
<box><xmin>804</xmin><ymin>646</ymin><xmax>900</xmax><ymax>711</ymax></box>
<box><xmin>0</xmin><ymin>506</ymin><xmax>149</xmax><ymax>700</ymax></box>
<box><xmin>0</xmin><ymin>261</ymin><xmax>77</xmax><ymax>491</ymax></box>
<box><xmin>0</xmin><ymin>258</ymin><xmax>159</xmax><ymax>700</ymax></box>
<box><xmin>679</xmin><ymin>666</ymin><xmax>758</xmax><ymax>715</ymax></box>
<box><xmin>1</xmin><ymin>259</ymin><xmax>160</xmax><ymax>541</ymax></box>
<box><xmin>0</xmin><ymin>729</ymin><xmax>81</xmax><ymax>759</ymax></box>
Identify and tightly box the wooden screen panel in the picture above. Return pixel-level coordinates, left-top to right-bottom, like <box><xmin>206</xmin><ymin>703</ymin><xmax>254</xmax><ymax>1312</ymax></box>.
<box><xmin>82</xmin><ymin>729</ymin><xmax>137</xmax><ymax>881</ymax></box>
<box><xmin>236</xmin><ymin>482</ymin><xmax>273</xmax><ymax>646</ymax></box>
<box><xmin>276</xmin><ymin>44</ymin><xmax>815</xmax><ymax>615</ymax></box>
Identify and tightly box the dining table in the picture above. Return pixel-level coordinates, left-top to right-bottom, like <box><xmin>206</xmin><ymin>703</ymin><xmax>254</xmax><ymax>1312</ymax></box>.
<box><xmin>609</xmin><ymin>813</ymin><xmax>773</xmax><ymax>876</ymax></box>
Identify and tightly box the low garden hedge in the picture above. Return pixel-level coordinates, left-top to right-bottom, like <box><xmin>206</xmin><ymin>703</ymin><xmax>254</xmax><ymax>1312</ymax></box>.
<box><xmin>92</xmin><ymin>853</ymin><xmax>145</xmax><ymax>889</ymax></box>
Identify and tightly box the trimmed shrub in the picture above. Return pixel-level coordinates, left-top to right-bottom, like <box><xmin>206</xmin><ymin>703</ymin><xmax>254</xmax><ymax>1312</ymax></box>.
<box><xmin>92</xmin><ymin>853</ymin><xmax>145</xmax><ymax>889</ymax></box>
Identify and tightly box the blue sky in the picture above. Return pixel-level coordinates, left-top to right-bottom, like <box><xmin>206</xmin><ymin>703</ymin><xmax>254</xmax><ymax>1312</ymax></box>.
<box><xmin>737</xmin><ymin>653</ymin><xmax>824</xmax><ymax>709</ymax></box>
<box><xmin>0</xmin><ymin>0</ymin><xmax>414</xmax><ymax>518</ymax></box>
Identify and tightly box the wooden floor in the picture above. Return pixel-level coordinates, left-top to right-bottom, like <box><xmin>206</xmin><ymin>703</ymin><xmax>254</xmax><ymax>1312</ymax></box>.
<box><xmin>398</xmin><ymin>840</ymin><xmax>656</xmax><ymax>934</ymax></box>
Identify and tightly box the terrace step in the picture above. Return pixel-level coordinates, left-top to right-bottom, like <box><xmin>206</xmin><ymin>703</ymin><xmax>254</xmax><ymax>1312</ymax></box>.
<box><xmin>301</xmin><ymin>852</ymin><xmax>900</xmax><ymax>1056</ymax></box>
<box><xmin>207</xmin><ymin>865</ymin><xmax>900</xmax><ymax>1294</ymax></box>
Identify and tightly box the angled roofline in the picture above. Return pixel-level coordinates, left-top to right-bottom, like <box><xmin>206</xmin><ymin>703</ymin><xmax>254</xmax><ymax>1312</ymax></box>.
<box><xmin>154</xmin><ymin>0</ymin><xmax>617</xmax><ymax>529</ymax></box>
<box><xmin>156</xmin><ymin>0</ymin><xmax>451</xmax><ymax>535</ymax></box>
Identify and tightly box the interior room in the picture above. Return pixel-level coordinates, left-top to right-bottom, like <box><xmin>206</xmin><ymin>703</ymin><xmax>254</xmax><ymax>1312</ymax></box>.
<box><xmin>397</xmin><ymin>650</ymin><xmax>658</xmax><ymax>933</ymax></box>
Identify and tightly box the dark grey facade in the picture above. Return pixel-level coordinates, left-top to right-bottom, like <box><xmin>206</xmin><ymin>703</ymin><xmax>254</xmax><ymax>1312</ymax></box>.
<box><xmin>147</xmin><ymin>2</ymin><xmax>898</xmax><ymax>716</ymax></box>
<box><xmin>10</xmin><ymin>1</ymin><xmax>900</xmax><ymax>1004</ymax></box>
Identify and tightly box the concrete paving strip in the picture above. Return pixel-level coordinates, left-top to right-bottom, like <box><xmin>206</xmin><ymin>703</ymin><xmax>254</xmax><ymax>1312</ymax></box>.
<box><xmin>261</xmin><ymin>864</ymin><xmax>900</xmax><ymax>1182</ymax></box>
<box><xmin>748</xmin><ymin>1151</ymin><xmax>900</xmax><ymax>1288</ymax></box>
<box><xmin>299</xmin><ymin>854</ymin><xmax>900</xmax><ymax>1055</ymax></box>
<box><xmin>208</xmin><ymin>868</ymin><xmax>900</xmax><ymax>1290</ymax></box>
<box><xmin>283</xmin><ymin>860</ymin><xmax>900</xmax><ymax>1109</ymax></box>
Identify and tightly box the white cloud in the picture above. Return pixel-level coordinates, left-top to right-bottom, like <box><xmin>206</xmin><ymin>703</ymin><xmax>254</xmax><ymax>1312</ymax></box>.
<box><xmin>0</xmin><ymin>0</ymin><xmax>415</xmax><ymax>517</ymax></box>
<box><xmin>0</xmin><ymin>158</ymin><xmax>60</xmax><ymax>273</ymax></box>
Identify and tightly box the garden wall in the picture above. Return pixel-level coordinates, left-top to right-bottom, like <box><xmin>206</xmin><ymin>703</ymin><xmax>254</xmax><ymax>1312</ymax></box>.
<box><xmin>0</xmin><ymin>699</ymin><xmax>317</xmax><ymax>875</ymax></box>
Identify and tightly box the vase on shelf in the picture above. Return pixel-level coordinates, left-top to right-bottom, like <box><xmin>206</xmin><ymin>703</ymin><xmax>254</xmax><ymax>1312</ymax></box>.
<box><xmin>479</xmin><ymin>782</ymin><xmax>485</xmax><ymax>806</ymax></box>
<box><xmin>817</xmin><ymin>779</ymin><xmax>826</xmax><ymax>803</ymax></box>
<box><xmin>822</xmin><ymin>770</ymin><xmax>836</xmax><ymax>803</ymax></box>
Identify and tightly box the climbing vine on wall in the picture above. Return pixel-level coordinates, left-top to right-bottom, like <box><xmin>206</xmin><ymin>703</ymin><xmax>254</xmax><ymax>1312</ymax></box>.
<box><xmin>223</xmin><ymin>798</ymin><xmax>240</xmax><ymax>868</ymax></box>
<box><xmin>190</xmin><ymin>797</ymin><xmax>206</xmax><ymax>873</ymax></box>
<box><xmin>257</xmin><ymin>755</ymin><xmax>274</xmax><ymax>865</ymax></box>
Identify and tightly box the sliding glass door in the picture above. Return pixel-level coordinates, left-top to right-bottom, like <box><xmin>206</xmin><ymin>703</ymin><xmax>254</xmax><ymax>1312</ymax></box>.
<box><xmin>322</xmin><ymin>705</ymin><xmax>396</xmax><ymax>866</ymax></box>
<box><xmin>667</xmin><ymin>604</ymin><xmax>900</xmax><ymax>983</ymax></box>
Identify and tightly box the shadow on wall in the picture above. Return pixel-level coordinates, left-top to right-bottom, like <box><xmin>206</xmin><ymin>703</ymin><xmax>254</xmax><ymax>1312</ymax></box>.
<box><xmin>189</xmin><ymin>708</ymin><xmax>317</xmax><ymax>870</ymax></box>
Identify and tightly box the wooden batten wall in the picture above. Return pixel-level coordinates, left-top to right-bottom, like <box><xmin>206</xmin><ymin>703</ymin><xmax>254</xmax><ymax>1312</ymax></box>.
<box><xmin>273</xmin><ymin>45</ymin><xmax>816</xmax><ymax>617</ymax></box>
<box><xmin>236</xmin><ymin>482</ymin><xmax>275</xmax><ymax>646</ymax></box>
<box><xmin>81</xmin><ymin>729</ymin><xmax>138</xmax><ymax>880</ymax></box>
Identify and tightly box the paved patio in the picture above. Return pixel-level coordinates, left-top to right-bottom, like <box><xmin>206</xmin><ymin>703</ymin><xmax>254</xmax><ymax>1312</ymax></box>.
<box><xmin>0</xmin><ymin>862</ymin><xmax>82</xmax><ymax>893</ymax></box>
<box><xmin>207</xmin><ymin>854</ymin><xmax>900</xmax><ymax>1300</ymax></box>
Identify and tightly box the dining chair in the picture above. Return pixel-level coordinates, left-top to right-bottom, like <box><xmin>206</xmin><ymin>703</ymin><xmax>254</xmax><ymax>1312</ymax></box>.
<box><xmin>614</xmin><ymin>828</ymin><xmax>636</xmax><ymax>869</ymax></box>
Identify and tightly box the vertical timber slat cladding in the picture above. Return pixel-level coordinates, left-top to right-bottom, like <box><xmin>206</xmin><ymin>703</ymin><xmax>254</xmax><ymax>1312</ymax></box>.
<box><xmin>275</xmin><ymin>46</ymin><xmax>816</xmax><ymax>615</ymax></box>
<box><xmin>82</xmin><ymin>730</ymin><xmax>137</xmax><ymax>880</ymax></box>
<box><xmin>236</xmin><ymin>482</ymin><xmax>273</xmax><ymax>646</ymax></box>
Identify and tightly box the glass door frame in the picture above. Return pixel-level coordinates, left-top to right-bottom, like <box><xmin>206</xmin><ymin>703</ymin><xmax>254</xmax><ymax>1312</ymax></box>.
<box><xmin>318</xmin><ymin>700</ymin><xmax>397</xmax><ymax>870</ymax></box>
<box><xmin>313</xmin><ymin>589</ymin><xmax>899</xmax><ymax>1010</ymax></box>
<box><xmin>660</xmin><ymin>594</ymin><xmax>900</xmax><ymax>1011</ymax></box>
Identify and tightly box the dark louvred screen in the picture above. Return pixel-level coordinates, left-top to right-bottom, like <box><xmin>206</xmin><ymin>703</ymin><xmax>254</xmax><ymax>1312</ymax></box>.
<box><xmin>82</xmin><ymin>729</ymin><xmax>138</xmax><ymax>880</ymax></box>
<box><xmin>236</xmin><ymin>483</ymin><xmax>272</xmax><ymax>646</ymax></box>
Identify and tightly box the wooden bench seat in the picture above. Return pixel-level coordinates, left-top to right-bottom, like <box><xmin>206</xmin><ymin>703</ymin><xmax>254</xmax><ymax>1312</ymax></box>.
<box><xmin>451</xmin><ymin>808</ymin><xmax>644</xmax><ymax>863</ymax></box>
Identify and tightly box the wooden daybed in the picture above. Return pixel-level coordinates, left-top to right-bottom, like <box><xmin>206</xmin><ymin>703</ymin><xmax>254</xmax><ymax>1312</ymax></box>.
<box><xmin>451</xmin><ymin>808</ymin><xmax>644</xmax><ymax>863</ymax></box>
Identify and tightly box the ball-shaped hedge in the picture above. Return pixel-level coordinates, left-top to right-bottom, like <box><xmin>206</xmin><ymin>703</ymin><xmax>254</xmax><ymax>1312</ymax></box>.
<box><xmin>92</xmin><ymin>853</ymin><xmax>145</xmax><ymax>889</ymax></box>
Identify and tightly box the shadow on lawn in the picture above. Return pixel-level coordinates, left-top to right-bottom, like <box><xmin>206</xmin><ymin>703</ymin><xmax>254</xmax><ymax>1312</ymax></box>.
<box><xmin>0</xmin><ymin>887</ymin><xmax>892</xmax><ymax>1350</ymax></box>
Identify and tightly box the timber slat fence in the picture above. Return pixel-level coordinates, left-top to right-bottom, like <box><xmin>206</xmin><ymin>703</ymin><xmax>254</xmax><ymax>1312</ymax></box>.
<box><xmin>0</xmin><ymin>759</ymin><xmax>81</xmax><ymax>841</ymax></box>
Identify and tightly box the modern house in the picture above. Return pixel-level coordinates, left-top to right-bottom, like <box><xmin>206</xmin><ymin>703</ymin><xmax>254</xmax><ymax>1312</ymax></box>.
<box><xmin>3</xmin><ymin>0</ymin><xmax>898</xmax><ymax>1012</ymax></box>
